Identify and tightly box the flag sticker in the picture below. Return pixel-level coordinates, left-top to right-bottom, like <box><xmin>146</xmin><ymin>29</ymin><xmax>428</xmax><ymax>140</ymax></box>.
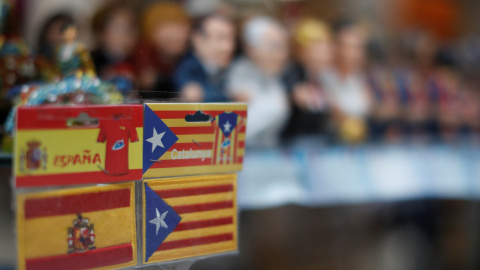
<box><xmin>143</xmin><ymin>174</ymin><xmax>238</xmax><ymax>264</ymax></box>
<box><xmin>143</xmin><ymin>103</ymin><xmax>247</xmax><ymax>178</ymax></box>
<box><xmin>17</xmin><ymin>182</ymin><xmax>137</xmax><ymax>270</ymax></box>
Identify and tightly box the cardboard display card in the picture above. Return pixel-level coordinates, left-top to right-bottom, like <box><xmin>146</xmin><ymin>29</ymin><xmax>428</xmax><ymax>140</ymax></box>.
<box><xmin>143</xmin><ymin>103</ymin><xmax>247</xmax><ymax>178</ymax></box>
<box><xmin>143</xmin><ymin>174</ymin><xmax>238</xmax><ymax>264</ymax></box>
<box><xmin>16</xmin><ymin>182</ymin><xmax>137</xmax><ymax>270</ymax></box>
<box><xmin>15</xmin><ymin>105</ymin><xmax>143</xmax><ymax>187</ymax></box>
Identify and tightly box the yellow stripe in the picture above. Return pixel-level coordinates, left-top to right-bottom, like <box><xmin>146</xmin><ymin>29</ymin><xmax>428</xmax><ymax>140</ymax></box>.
<box><xmin>24</xmin><ymin>207</ymin><xmax>133</xmax><ymax>259</ymax></box>
<box><xmin>143</xmin><ymin>165</ymin><xmax>243</xmax><ymax>178</ymax></box>
<box><xmin>15</xmin><ymin>128</ymin><xmax>143</xmax><ymax>176</ymax></box>
<box><xmin>179</xmin><ymin>209</ymin><xmax>235</xmax><ymax>223</ymax></box>
<box><xmin>149</xmin><ymin>240</ymin><xmax>236</xmax><ymax>263</ymax></box>
<box><xmin>146</xmin><ymin>103</ymin><xmax>247</xmax><ymax>111</ymax></box>
<box><xmin>164</xmin><ymin>192</ymin><xmax>233</xmax><ymax>206</ymax></box>
<box><xmin>163</xmin><ymin>119</ymin><xmax>212</xmax><ymax>127</ymax></box>
<box><xmin>17</xmin><ymin>182</ymin><xmax>136</xmax><ymax>270</ymax></box>
<box><xmin>176</xmin><ymin>134</ymin><xmax>214</xmax><ymax>143</ymax></box>
<box><xmin>145</xmin><ymin>174</ymin><xmax>235</xmax><ymax>189</ymax></box>
<box><xmin>165</xmin><ymin>224</ymin><xmax>235</xmax><ymax>242</ymax></box>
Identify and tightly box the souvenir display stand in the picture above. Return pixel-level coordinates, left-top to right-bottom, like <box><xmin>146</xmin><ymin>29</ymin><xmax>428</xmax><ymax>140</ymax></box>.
<box><xmin>13</xmin><ymin>103</ymin><xmax>247</xmax><ymax>270</ymax></box>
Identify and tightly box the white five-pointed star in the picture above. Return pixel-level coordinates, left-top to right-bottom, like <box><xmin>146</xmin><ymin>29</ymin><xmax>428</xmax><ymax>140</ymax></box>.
<box><xmin>149</xmin><ymin>208</ymin><xmax>168</xmax><ymax>235</ymax></box>
<box><xmin>223</xmin><ymin>121</ymin><xmax>231</xmax><ymax>133</ymax></box>
<box><xmin>147</xmin><ymin>128</ymin><xmax>165</xmax><ymax>153</ymax></box>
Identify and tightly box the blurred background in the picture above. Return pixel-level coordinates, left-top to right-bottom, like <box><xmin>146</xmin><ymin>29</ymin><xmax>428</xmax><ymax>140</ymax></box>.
<box><xmin>1</xmin><ymin>0</ymin><xmax>480</xmax><ymax>269</ymax></box>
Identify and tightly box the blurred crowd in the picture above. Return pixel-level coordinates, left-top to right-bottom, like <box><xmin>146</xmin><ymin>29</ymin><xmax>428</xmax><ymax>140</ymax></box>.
<box><xmin>4</xmin><ymin>0</ymin><xmax>480</xmax><ymax>147</ymax></box>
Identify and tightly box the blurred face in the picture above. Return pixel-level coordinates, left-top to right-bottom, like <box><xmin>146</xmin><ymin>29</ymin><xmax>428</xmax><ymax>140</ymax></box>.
<box><xmin>300</xmin><ymin>39</ymin><xmax>333</xmax><ymax>74</ymax></box>
<box><xmin>62</xmin><ymin>26</ymin><xmax>77</xmax><ymax>44</ymax></box>
<box><xmin>153</xmin><ymin>22</ymin><xmax>190</xmax><ymax>58</ymax></box>
<box><xmin>415</xmin><ymin>35</ymin><xmax>436</xmax><ymax>68</ymax></box>
<box><xmin>249</xmin><ymin>26</ymin><xmax>289</xmax><ymax>76</ymax></box>
<box><xmin>102</xmin><ymin>9</ymin><xmax>137</xmax><ymax>58</ymax></box>
<box><xmin>45</xmin><ymin>19</ymin><xmax>68</xmax><ymax>49</ymax></box>
<box><xmin>193</xmin><ymin>17</ymin><xmax>235</xmax><ymax>68</ymax></box>
<box><xmin>336</xmin><ymin>26</ymin><xmax>366</xmax><ymax>72</ymax></box>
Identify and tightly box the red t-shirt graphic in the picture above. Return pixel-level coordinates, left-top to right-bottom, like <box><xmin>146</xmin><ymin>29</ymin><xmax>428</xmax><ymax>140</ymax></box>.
<box><xmin>97</xmin><ymin>119</ymin><xmax>139</xmax><ymax>175</ymax></box>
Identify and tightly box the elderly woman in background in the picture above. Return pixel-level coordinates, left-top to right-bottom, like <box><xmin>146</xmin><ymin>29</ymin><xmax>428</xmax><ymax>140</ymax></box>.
<box><xmin>283</xmin><ymin>18</ymin><xmax>333</xmax><ymax>138</ymax></box>
<box><xmin>226</xmin><ymin>16</ymin><xmax>290</xmax><ymax>148</ymax></box>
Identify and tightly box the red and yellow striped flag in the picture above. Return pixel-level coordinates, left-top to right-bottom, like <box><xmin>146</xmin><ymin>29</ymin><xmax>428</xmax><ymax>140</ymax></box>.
<box><xmin>15</xmin><ymin>105</ymin><xmax>143</xmax><ymax>188</ymax></box>
<box><xmin>17</xmin><ymin>182</ymin><xmax>137</xmax><ymax>270</ymax></box>
<box><xmin>143</xmin><ymin>174</ymin><xmax>238</xmax><ymax>264</ymax></box>
<box><xmin>143</xmin><ymin>103</ymin><xmax>247</xmax><ymax>178</ymax></box>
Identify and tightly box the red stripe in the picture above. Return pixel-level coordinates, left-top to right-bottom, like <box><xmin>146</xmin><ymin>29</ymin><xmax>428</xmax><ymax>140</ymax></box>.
<box><xmin>173</xmin><ymin>201</ymin><xmax>233</xmax><ymax>214</ymax></box>
<box><xmin>150</xmin><ymin>158</ymin><xmax>212</xmax><ymax>169</ymax></box>
<box><xmin>175</xmin><ymin>217</ymin><xmax>233</xmax><ymax>232</ymax></box>
<box><xmin>24</xmin><ymin>189</ymin><xmax>130</xmax><ymax>219</ymax></box>
<box><xmin>212</xmin><ymin>127</ymin><xmax>219</xmax><ymax>165</ymax></box>
<box><xmin>237</xmin><ymin>156</ymin><xmax>243</xmax><ymax>163</ymax></box>
<box><xmin>16</xmin><ymin>169</ymin><xmax>142</xmax><ymax>188</ymax></box>
<box><xmin>238</xmin><ymin>125</ymin><xmax>246</xmax><ymax>133</ymax></box>
<box><xmin>26</xmin><ymin>243</ymin><xmax>133</xmax><ymax>270</ymax></box>
<box><xmin>234</xmin><ymin>130</ymin><xmax>238</xmax><ymax>164</ymax></box>
<box><xmin>155</xmin><ymin>184</ymin><xmax>233</xmax><ymax>199</ymax></box>
<box><xmin>238</xmin><ymin>141</ymin><xmax>245</xmax><ymax>148</ymax></box>
<box><xmin>17</xmin><ymin>105</ymin><xmax>143</xmax><ymax>130</ymax></box>
<box><xmin>157</xmin><ymin>233</ymin><xmax>233</xmax><ymax>251</ymax></box>
<box><xmin>169</xmin><ymin>126</ymin><xmax>214</xmax><ymax>135</ymax></box>
<box><xmin>227</xmin><ymin>144</ymin><xmax>231</xmax><ymax>164</ymax></box>
<box><xmin>154</xmin><ymin>110</ymin><xmax>247</xmax><ymax>120</ymax></box>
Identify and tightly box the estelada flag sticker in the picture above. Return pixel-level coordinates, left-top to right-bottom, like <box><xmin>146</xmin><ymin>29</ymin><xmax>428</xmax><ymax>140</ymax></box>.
<box><xmin>16</xmin><ymin>182</ymin><xmax>137</xmax><ymax>270</ymax></box>
<box><xmin>143</xmin><ymin>103</ymin><xmax>247</xmax><ymax>178</ymax></box>
<box><xmin>143</xmin><ymin>174</ymin><xmax>238</xmax><ymax>264</ymax></box>
<box><xmin>14</xmin><ymin>105</ymin><xmax>143</xmax><ymax>187</ymax></box>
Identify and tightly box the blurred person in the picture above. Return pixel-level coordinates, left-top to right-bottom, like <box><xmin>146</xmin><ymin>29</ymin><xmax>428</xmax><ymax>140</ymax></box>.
<box><xmin>430</xmin><ymin>51</ymin><xmax>480</xmax><ymax>141</ymax></box>
<box><xmin>282</xmin><ymin>18</ymin><xmax>333</xmax><ymax>138</ymax></box>
<box><xmin>321</xmin><ymin>19</ymin><xmax>371</xmax><ymax>143</ymax></box>
<box><xmin>37</xmin><ymin>12</ymin><xmax>73</xmax><ymax>61</ymax></box>
<box><xmin>401</xmin><ymin>32</ymin><xmax>439</xmax><ymax>140</ymax></box>
<box><xmin>367</xmin><ymin>43</ymin><xmax>406</xmax><ymax>142</ymax></box>
<box><xmin>135</xmin><ymin>2</ymin><xmax>190</xmax><ymax>92</ymax></box>
<box><xmin>431</xmin><ymin>62</ymin><xmax>464</xmax><ymax>141</ymax></box>
<box><xmin>55</xmin><ymin>18</ymin><xmax>95</xmax><ymax>77</ymax></box>
<box><xmin>175</xmin><ymin>13</ymin><xmax>235</xmax><ymax>102</ymax></box>
<box><xmin>459</xmin><ymin>87</ymin><xmax>480</xmax><ymax>141</ymax></box>
<box><xmin>91</xmin><ymin>2</ymin><xmax>137</xmax><ymax>81</ymax></box>
<box><xmin>226</xmin><ymin>16</ymin><xmax>290</xmax><ymax>148</ymax></box>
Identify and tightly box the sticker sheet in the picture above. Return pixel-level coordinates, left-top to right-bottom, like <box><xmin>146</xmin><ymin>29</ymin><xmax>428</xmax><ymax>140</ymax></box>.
<box><xmin>143</xmin><ymin>103</ymin><xmax>247</xmax><ymax>178</ymax></box>
<box><xmin>16</xmin><ymin>182</ymin><xmax>137</xmax><ymax>270</ymax></box>
<box><xmin>143</xmin><ymin>174</ymin><xmax>238</xmax><ymax>264</ymax></box>
<box><xmin>15</xmin><ymin>105</ymin><xmax>143</xmax><ymax>187</ymax></box>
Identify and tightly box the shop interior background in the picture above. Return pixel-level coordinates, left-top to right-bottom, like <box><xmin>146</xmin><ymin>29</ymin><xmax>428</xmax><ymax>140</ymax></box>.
<box><xmin>1</xmin><ymin>0</ymin><xmax>480</xmax><ymax>270</ymax></box>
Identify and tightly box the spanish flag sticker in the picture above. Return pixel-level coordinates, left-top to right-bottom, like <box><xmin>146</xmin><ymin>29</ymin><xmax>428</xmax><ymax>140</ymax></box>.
<box><xmin>17</xmin><ymin>182</ymin><xmax>137</xmax><ymax>270</ymax></box>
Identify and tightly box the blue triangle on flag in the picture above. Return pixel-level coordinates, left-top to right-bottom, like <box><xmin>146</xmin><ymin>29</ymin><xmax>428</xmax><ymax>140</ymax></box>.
<box><xmin>217</xmin><ymin>112</ymin><xmax>238</xmax><ymax>138</ymax></box>
<box><xmin>143</xmin><ymin>105</ymin><xmax>179</xmax><ymax>173</ymax></box>
<box><xmin>145</xmin><ymin>183</ymin><xmax>182</xmax><ymax>262</ymax></box>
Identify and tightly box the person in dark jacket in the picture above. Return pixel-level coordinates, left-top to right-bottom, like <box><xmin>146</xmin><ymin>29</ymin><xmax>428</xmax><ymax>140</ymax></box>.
<box><xmin>174</xmin><ymin>14</ymin><xmax>235</xmax><ymax>102</ymax></box>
